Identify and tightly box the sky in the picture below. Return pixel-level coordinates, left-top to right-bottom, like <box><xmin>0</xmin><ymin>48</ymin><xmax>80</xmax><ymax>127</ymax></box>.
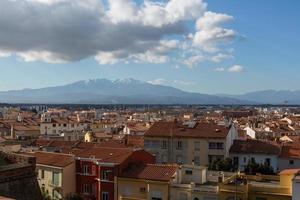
<box><xmin>0</xmin><ymin>0</ymin><xmax>299</xmax><ymax>95</ymax></box>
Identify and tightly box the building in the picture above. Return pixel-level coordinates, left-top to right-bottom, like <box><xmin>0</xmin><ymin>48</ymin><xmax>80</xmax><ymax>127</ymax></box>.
<box><xmin>118</xmin><ymin>163</ymin><xmax>219</xmax><ymax>200</ymax></box>
<box><xmin>117</xmin><ymin>164</ymin><xmax>177</xmax><ymax>200</ymax></box>
<box><xmin>229</xmin><ymin>139</ymin><xmax>280</xmax><ymax>172</ymax></box>
<box><xmin>40</xmin><ymin>114</ymin><xmax>89</xmax><ymax>136</ymax></box>
<box><xmin>144</xmin><ymin>121</ymin><xmax>238</xmax><ymax>166</ymax></box>
<box><xmin>0</xmin><ymin>152</ymin><xmax>42</xmax><ymax>200</ymax></box>
<box><xmin>219</xmin><ymin>172</ymin><xmax>292</xmax><ymax>200</ymax></box>
<box><xmin>170</xmin><ymin>165</ymin><xmax>219</xmax><ymax>200</ymax></box>
<box><xmin>278</xmin><ymin>145</ymin><xmax>300</xmax><ymax>170</ymax></box>
<box><xmin>32</xmin><ymin>151</ymin><xmax>76</xmax><ymax>200</ymax></box>
<box><xmin>75</xmin><ymin>147</ymin><xmax>155</xmax><ymax>200</ymax></box>
<box><xmin>291</xmin><ymin>169</ymin><xmax>300</xmax><ymax>200</ymax></box>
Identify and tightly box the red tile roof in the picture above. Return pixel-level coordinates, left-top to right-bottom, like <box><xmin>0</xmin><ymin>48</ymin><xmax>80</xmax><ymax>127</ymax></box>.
<box><xmin>75</xmin><ymin>147</ymin><xmax>134</xmax><ymax>163</ymax></box>
<box><xmin>121</xmin><ymin>164</ymin><xmax>177</xmax><ymax>181</ymax></box>
<box><xmin>145</xmin><ymin>121</ymin><xmax>230</xmax><ymax>138</ymax></box>
<box><xmin>32</xmin><ymin>151</ymin><xmax>74</xmax><ymax>167</ymax></box>
<box><xmin>229</xmin><ymin>139</ymin><xmax>280</xmax><ymax>155</ymax></box>
<box><xmin>280</xmin><ymin>145</ymin><xmax>300</xmax><ymax>159</ymax></box>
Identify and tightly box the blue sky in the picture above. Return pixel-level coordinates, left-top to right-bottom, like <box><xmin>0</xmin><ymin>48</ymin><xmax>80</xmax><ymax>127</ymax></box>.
<box><xmin>0</xmin><ymin>0</ymin><xmax>299</xmax><ymax>94</ymax></box>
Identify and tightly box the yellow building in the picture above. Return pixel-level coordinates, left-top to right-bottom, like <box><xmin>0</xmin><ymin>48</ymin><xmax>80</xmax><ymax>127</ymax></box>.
<box><xmin>117</xmin><ymin>164</ymin><xmax>177</xmax><ymax>200</ymax></box>
<box><xmin>117</xmin><ymin>164</ymin><xmax>219</xmax><ymax>200</ymax></box>
<box><xmin>219</xmin><ymin>172</ymin><xmax>292</xmax><ymax>200</ymax></box>
<box><xmin>32</xmin><ymin>151</ymin><xmax>76</xmax><ymax>200</ymax></box>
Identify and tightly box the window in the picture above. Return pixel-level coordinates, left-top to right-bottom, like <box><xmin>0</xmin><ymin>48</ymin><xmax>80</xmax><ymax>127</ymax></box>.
<box><xmin>243</xmin><ymin>157</ymin><xmax>247</xmax><ymax>163</ymax></box>
<box><xmin>52</xmin><ymin>172</ymin><xmax>60</xmax><ymax>186</ymax></box>
<box><xmin>251</xmin><ymin>157</ymin><xmax>255</xmax><ymax>163</ymax></box>
<box><xmin>52</xmin><ymin>124</ymin><xmax>56</xmax><ymax>127</ymax></box>
<box><xmin>41</xmin><ymin>170</ymin><xmax>44</xmax><ymax>179</ymax></box>
<box><xmin>161</xmin><ymin>154</ymin><xmax>167</xmax><ymax>163</ymax></box>
<box><xmin>161</xmin><ymin>140</ymin><xmax>167</xmax><ymax>149</ymax></box>
<box><xmin>151</xmin><ymin>191</ymin><xmax>162</xmax><ymax>200</ymax></box>
<box><xmin>265</xmin><ymin>158</ymin><xmax>271</xmax><ymax>166</ymax></box>
<box><xmin>176</xmin><ymin>155</ymin><xmax>183</xmax><ymax>164</ymax></box>
<box><xmin>83</xmin><ymin>184</ymin><xmax>92</xmax><ymax>194</ymax></box>
<box><xmin>63</xmin><ymin>124</ymin><xmax>67</xmax><ymax>127</ymax></box>
<box><xmin>102</xmin><ymin>192</ymin><xmax>109</xmax><ymax>200</ymax></box>
<box><xmin>289</xmin><ymin>160</ymin><xmax>294</xmax><ymax>165</ymax></box>
<box><xmin>185</xmin><ymin>170</ymin><xmax>193</xmax><ymax>175</ymax></box>
<box><xmin>209</xmin><ymin>142</ymin><xmax>224</xmax><ymax>149</ymax></box>
<box><xmin>194</xmin><ymin>141</ymin><xmax>200</xmax><ymax>151</ymax></box>
<box><xmin>177</xmin><ymin>140</ymin><xmax>183</xmax><ymax>150</ymax></box>
<box><xmin>101</xmin><ymin>170</ymin><xmax>109</xmax><ymax>180</ymax></box>
<box><xmin>140</xmin><ymin>187</ymin><xmax>146</xmax><ymax>192</ymax></box>
<box><xmin>233</xmin><ymin>157</ymin><xmax>239</xmax><ymax>166</ymax></box>
<box><xmin>83</xmin><ymin>165</ymin><xmax>90</xmax><ymax>175</ymax></box>
<box><xmin>194</xmin><ymin>156</ymin><xmax>200</xmax><ymax>166</ymax></box>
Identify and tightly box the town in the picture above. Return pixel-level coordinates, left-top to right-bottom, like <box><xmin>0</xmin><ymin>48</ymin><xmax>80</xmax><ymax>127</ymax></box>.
<box><xmin>1</xmin><ymin>104</ymin><xmax>300</xmax><ymax>200</ymax></box>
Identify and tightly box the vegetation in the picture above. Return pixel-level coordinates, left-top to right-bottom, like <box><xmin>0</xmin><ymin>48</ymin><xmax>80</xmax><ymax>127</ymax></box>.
<box><xmin>208</xmin><ymin>158</ymin><xmax>235</xmax><ymax>172</ymax></box>
<box><xmin>244</xmin><ymin>161</ymin><xmax>275</xmax><ymax>175</ymax></box>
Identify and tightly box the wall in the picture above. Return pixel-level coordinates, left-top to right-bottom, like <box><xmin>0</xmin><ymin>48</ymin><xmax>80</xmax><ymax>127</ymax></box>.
<box><xmin>62</xmin><ymin>162</ymin><xmax>76</xmax><ymax>197</ymax></box>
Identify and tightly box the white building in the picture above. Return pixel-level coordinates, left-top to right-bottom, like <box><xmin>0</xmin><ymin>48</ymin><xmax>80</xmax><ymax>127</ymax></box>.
<box><xmin>229</xmin><ymin>139</ymin><xmax>280</xmax><ymax>172</ymax></box>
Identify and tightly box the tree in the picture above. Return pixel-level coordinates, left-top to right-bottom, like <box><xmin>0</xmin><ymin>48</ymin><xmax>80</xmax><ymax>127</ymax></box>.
<box><xmin>209</xmin><ymin>158</ymin><xmax>234</xmax><ymax>171</ymax></box>
<box><xmin>244</xmin><ymin>160</ymin><xmax>275</xmax><ymax>175</ymax></box>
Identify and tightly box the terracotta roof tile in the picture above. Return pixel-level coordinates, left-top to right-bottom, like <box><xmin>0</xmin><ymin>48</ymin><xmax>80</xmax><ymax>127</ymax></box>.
<box><xmin>145</xmin><ymin>121</ymin><xmax>230</xmax><ymax>138</ymax></box>
<box><xmin>230</xmin><ymin>139</ymin><xmax>280</xmax><ymax>155</ymax></box>
<box><xmin>280</xmin><ymin>145</ymin><xmax>300</xmax><ymax>159</ymax></box>
<box><xmin>75</xmin><ymin>147</ymin><xmax>133</xmax><ymax>163</ymax></box>
<box><xmin>121</xmin><ymin>164</ymin><xmax>177</xmax><ymax>181</ymax></box>
<box><xmin>32</xmin><ymin>151</ymin><xmax>74</xmax><ymax>167</ymax></box>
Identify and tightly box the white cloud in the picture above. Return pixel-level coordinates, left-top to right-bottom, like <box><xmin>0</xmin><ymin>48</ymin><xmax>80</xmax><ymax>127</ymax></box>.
<box><xmin>174</xmin><ymin>80</ymin><xmax>195</xmax><ymax>86</ymax></box>
<box><xmin>183</xmin><ymin>55</ymin><xmax>206</xmax><ymax>69</ymax></box>
<box><xmin>213</xmin><ymin>67</ymin><xmax>225</xmax><ymax>72</ymax></box>
<box><xmin>147</xmin><ymin>78</ymin><xmax>167</xmax><ymax>85</ymax></box>
<box><xmin>0</xmin><ymin>51</ymin><xmax>11</xmax><ymax>58</ymax></box>
<box><xmin>193</xmin><ymin>11</ymin><xmax>236</xmax><ymax>53</ymax></box>
<box><xmin>228</xmin><ymin>65</ymin><xmax>244</xmax><ymax>73</ymax></box>
<box><xmin>211</xmin><ymin>53</ymin><xmax>233</xmax><ymax>63</ymax></box>
<box><xmin>0</xmin><ymin>0</ymin><xmax>237</xmax><ymax>66</ymax></box>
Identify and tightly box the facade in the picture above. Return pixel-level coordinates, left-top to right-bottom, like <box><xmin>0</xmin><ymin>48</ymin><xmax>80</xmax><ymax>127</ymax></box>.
<box><xmin>117</xmin><ymin>164</ymin><xmax>177</xmax><ymax>200</ymax></box>
<box><xmin>292</xmin><ymin>171</ymin><xmax>300</xmax><ymax>200</ymax></box>
<box><xmin>33</xmin><ymin>151</ymin><xmax>76</xmax><ymax>200</ymax></box>
<box><xmin>40</xmin><ymin>114</ymin><xmax>89</xmax><ymax>135</ymax></box>
<box><xmin>170</xmin><ymin>165</ymin><xmax>219</xmax><ymax>200</ymax></box>
<box><xmin>278</xmin><ymin>145</ymin><xmax>300</xmax><ymax>170</ymax></box>
<box><xmin>75</xmin><ymin>147</ymin><xmax>155</xmax><ymax>200</ymax></box>
<box><xmin>117</xmin><ymin>164</ymin><xmax>219</xmax><ymax>200</ymax></box>
<box><xmin>229</xmin><ymin>139</ymin><xmax>280</xmax><ymax>172</ymax></box>
<box><xmin>144</xmin><ymin>121</ymin><xmax>238</xmax><ymax>166</ymax></box>
<box><xmin>219</xmin><ymin>173</ymin><xmax>292</xmax><ymax>200</ymax></box>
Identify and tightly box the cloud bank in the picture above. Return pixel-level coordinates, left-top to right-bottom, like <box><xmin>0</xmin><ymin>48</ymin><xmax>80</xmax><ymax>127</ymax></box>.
<box><xmin>0</xmin><ymin>0</ymin><xmax>238</xmax><ymax>68</ymax></box>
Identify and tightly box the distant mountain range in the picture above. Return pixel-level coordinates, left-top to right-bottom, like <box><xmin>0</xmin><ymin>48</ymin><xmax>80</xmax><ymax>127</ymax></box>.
<box><xmin>219</xmin><ymin>90</ymin><xmax>300</xmax><ymax>105</ymax></box>
<box><xmin>0</xmin><ymin>78</ymin><xmax>250</xmax><ymax>104</ymax></box>
<box><xmin>0</xmin><ymin>79</ymin><xmax>298</xmax><ymax>104</ymax></box>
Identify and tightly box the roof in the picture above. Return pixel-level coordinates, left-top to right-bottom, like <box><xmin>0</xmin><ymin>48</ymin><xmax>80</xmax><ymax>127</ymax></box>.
<box><xmin>280</xmin><ymin>145</ymin><xmax>300</xmax><ymax>159</ymax></box>
<box><xmin>229</xmin><ymin>139</ymin><xmax>280</xmax><ymax>155</ymax></box>
<box><xmin>121</xmin><ymin>164</ymin><xmax>177</xmax><ymax>181</ymax></box>
<box><xmin>145</xmin><ymin>121</ymin><xmax>231</xmax><ymax>138</ymax></box>
<box><xmin>32</xmin><ymin>151</ymin><xmax>74</xmax><ymax>167</ymax></box>
<box><xmin>75</xmin><ymin>147</ymin><xmax>134</xmax><ymax>163</ymax></box>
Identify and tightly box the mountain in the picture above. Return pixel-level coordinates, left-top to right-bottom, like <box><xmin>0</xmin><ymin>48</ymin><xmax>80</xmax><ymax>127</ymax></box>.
<box><xmin>0</xmin><ymin>78</ymin><xmax>251</xmax><ymax>104</ymax></box>
<box><xmin>219</xmin><ymin>90</ymin><xmax>300</xmax><ymax>104</ymax></box>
